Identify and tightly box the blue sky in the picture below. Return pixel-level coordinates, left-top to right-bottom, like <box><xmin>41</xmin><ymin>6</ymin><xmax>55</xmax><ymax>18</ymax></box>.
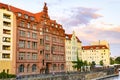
<box><xmin>1</xmin><ymin>0</ymin><xmax>120</xmax><ymax>57</ymax></box>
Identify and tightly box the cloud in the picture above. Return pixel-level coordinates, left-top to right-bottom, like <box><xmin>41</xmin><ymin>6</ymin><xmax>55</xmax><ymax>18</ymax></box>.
<box><xmin>56</xmin><ymin>7</ymin><xmax>102</xmax><ymax>27</ymax></box>
<box><xmin>73</xmin><ymin>21</ymin><xmax>120</xmax><ymax>44</ymax></box>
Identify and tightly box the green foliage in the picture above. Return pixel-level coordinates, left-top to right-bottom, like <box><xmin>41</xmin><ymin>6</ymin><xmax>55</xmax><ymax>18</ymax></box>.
<box><xmin>83</xmin><ymin>60</ymin><xmax>88</xmax><ymax>66</ymax></box>
<box><xmin>91</xmin><ymin>61</ymin><xmax>96</xmax><ymax>68</ymax></box>
<box><xmin>0</xmin><ymin>72</ymin><xmax>16</xmax><ymax>79</ymax></box>
<box><xmin>100</xmin><ymin>60</ymin><xmax>104</xmax><ymax>66</ymax></box>
<box><xmin>110</xmin><ymin>57</ymin><xmax>115</xmax><ymax>64</ymax></box>
<box><xmin>115</xmin><ymin>57</ymin><xmax>120</xmax><ymax>64</ymax></box>
<box><xmin>72</xmin><ymin>55</ymin><xmax>84</xmax><ymax>71</ymax></box>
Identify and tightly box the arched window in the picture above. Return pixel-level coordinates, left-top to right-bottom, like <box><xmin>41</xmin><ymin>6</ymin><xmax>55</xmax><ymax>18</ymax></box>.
<box><xmin>61</xmin><ymin>64</ymin><xmax>64</xmax><ymax>70</ymax></box>
<box><xmin>27</xmin><ymin>64</ymin><xmax>30</xmax><ymax>72</ymax></box>
<box><xmin>53</xmin><ymin>64</ymin><xmax>56</xmax><ymax>70</ymax></box>
<box><xmin>32</xmin><ymin>64</ymin><xmax>36</xmax><ymax>72</ymax></box>
<box><xmin>19</xmin><ymin>64</ymin><xmax>24</xmax><ymax>72</ymax></box>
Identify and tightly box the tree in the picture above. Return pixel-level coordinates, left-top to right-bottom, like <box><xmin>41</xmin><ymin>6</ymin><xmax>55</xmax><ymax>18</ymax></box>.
<box><xmin>115</xmin><ymin>57</ymin><xmax>120</xmax><ymax>64</ymax></box>
<box><xmin>72</xmin><ymin>55</ymin><xmax>84</xmax><ymax>71</ymax></box>
<box><xmin>91</xmin><ymin>61</ymin><xmax>96</xmax><ymax>69</ymax></box>
<box><xmin>100</xmin><ymin>60</ymin><xmax>104</xmax><ymax>66</ymax></box>
<box><xmin>110</xmin><ymin>57</ymin><xmax>115</xmax><ymax>65</ymax></box>
<box><xmin>83</xmin><ymin>60</ymin><xmax>88</xmax><ymax>66</ymax></box>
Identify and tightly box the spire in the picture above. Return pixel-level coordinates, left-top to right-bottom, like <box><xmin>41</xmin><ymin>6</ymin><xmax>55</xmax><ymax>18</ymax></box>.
<box><xmin>43</xmin><ymin>2</ymin><xmax>48</xmax><ymax>13</ymax></box>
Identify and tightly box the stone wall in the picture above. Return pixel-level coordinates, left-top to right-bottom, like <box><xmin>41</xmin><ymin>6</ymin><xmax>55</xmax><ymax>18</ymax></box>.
<box><xmin>0</xmin><ymin>68</ymin><xmax>116</xmax><ymax>80</ymax></box>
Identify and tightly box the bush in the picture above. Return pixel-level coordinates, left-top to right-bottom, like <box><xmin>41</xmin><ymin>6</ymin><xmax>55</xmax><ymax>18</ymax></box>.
<box><xmin>0</xmin><ymin>72</ymin><xmax>16</xmax><ymax>79</ymax></box>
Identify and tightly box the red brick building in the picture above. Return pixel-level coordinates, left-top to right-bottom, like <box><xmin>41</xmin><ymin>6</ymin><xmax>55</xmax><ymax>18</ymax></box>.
<box><xmin>0</xmin><ymin>2</ymin><xmax>65</xmax><ymax>75</ymax></box>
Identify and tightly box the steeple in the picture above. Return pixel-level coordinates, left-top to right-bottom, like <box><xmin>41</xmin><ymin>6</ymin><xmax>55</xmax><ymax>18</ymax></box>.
<box><xmin>43</xmin><ymin>2</ymin><xmax>48</xmax><ymax>13</ymax></box>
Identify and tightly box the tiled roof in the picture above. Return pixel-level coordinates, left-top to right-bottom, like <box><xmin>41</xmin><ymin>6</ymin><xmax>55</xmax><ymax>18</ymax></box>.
<box><xmin>65</xmin><ymin>34</ymin><xmax>81</xmax><ymax>43</ymax></box>
<box><xmin>0</xmin><ymin>3</ymin><xmax>34</xmax><ymax>16</ymax></box>
<box><xmin>82</xmin><ymin>45</ymin><xmax>108</xmax><ymax>50</ymax></box>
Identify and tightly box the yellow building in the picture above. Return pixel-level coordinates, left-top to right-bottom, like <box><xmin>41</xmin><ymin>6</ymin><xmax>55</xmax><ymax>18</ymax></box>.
<box><xmin>65</xmin><ymin>31</ymin><xmax>82</xmax><ymax>71</ymax></box>
<box><xmin>0</xmin><ymin>7</ymin><xmax>16</xmax><ymax>74</ymax></box>
<box><xmin>82</xmin><ymin>44</ymin><xmax>110</xmax><ymax>66</ymax></box>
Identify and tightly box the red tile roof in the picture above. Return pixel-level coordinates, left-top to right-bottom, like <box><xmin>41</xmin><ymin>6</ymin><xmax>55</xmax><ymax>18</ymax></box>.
<box><xmin>0</xmin><ymin>3</ymin><xmax>34</xmax><ymax>16</ymax></box>
<box><xmin>82</xmin><ymin>45</ymin><xmax>108</xmax><ymax>50</ymax></box>
<box><xmin>65</xmin><ymin>34</ymin><xmax>81</xmax><ymax>43</ymax></box>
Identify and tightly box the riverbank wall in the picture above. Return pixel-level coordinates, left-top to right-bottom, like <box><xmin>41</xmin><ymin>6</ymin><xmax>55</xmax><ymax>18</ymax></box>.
<box><xmin>0</xmin><ymin>68</ymin><xmax>117</xmax><ymax>80</ymax></box>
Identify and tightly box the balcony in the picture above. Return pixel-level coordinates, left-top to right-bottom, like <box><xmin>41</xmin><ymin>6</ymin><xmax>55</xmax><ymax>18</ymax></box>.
<box><xmin>2</xmin><ymin>53</ymin><xmax>10</xmax><ymax>59</ymax></box>
<box><xmin>3</xmin><ymin>29</ymin><xmax>11</xmax><ymax>35</ymax></box>
<box><xmin>3</xmin><ymin>21</ymin><xmax>11</xmax><ymax>27</ymax></box>
<box><xmin>3</xmin><ymin>37</ymin><xmax>11</xmax><ymax>42</ymax></box>
<box><xmin>2</xmin><ymin>45</ymin><xmax>11</xmax><ymax>50</ymax></box>
<box><xmin>3</xmin><ymin>13</ymin><xmax>11</xmax><ymax>20</ymax></box>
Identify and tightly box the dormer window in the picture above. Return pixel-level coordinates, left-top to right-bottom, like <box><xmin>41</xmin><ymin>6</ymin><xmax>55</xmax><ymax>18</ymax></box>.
<box><xmin>51</xmin><ymin>24</ymin><xmax>54</xmax><ymax>26</ymax></box>
<box><xmin>30</xmin><ymin>16</ymin><xmax>35</xmax><ymax>21</ymax></box>
<box><xmin>66</xmin><ymin>36</ymin><xmax>68</xmax><ymax>39</ymax></box>
<box><xmin>24</xmin><ymin>14</ymin><xmax>28</xmax><ymax>19</ymax></box>
<box><xmin>55</xmin><ymin>25</ymin><xmax>58</xmax><ymax>28</ymax></box>
<box><xmin>18</xmin><ymin>12</ymin><xmax>22</xmax><ymax>17</ymax></box>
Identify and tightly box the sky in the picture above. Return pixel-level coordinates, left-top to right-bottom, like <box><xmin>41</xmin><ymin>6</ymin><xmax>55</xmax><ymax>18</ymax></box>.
<box><xmin>0</xmin><ymin>0</ymin><xmax>120</xmax><ymax>57</ymax></box>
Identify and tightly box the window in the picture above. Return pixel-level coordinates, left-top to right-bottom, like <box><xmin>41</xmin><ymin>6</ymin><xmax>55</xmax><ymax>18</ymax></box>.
<box><xmin>27</xmin><ymin>22</ymin><xmax>30</xmax><ymax>28</ymax></box>
<box><xmin>33</xmin><ymin>24</ymin><xmax>37</xmax><ymax>30</ymax></box>
<box><xmin>40</xmin><ymin>32</ymin><xmax>43</xmax><ymax>35</ymax></box>
<box><xmin>27</xmin><ymin>64</ymin><xmax>30</xmax><ymax>72</ymax></box>
<box><xmin>52</xmin><ymin>37</ymin><xmax>56</xmax><ymax>42</ymax></box>
<box><xmin>51</xmin><ymin>24</ymin><xmax>54</xmax><ymax>26</ymax></box>
<box><xmin>40</xmin><ymin>39</ymin><xmax>43</xmax><ymax>45</ymax></box>
<box><xmin>26</xmin><ymin>53</ymin><xmax>31</xmax><ymax>60</ymax></box>
<box><xmin>45</xmin><ymin>54</ymin><xmax>49</xmax><ymax>60</ymax></box>
<box><xmin>59</xmin><ymin>46</ymin><xmax>64</xmax><ymax>52</ymax></box>
<box><xmin>3</xmin><ymin>13</ymin><xmax>11</xmax><ymax>19</ymax></box>
<box><xmin>45</xmin><ymin>44</ymin><xmax>50</xmax><ymax>50</ymax></box>
<box><xmin>3</xmin><ymin>21</ymin><xmax>11</xmax><ymax>27</ymax></box>
<box><xmin>27</xmin><ymin>32</ymin><xmax>30</xmax><ymax>38</ymax></box>
<box><xmin>32</xmin><ymin>64</ymin><xmax>36</xmax><ymax>72</ymax></box>
<box><xmin>19</xmin><ymin>64</ymin><xmax>24</xmax><ymax>72</ymax></box>
<box><xmin>3</xmin><ymin>29</ymin><xmax>11</xmax><ymax>35</ymax></box>
<box><xmin>32</xmin><ymin>53</ymin><xmax>37</xmax><ymax>60</ymax></box>
<box><xmin>19</xmin><ymin>40</ymin><xmax>25</xmax><ymax>48</ymax></box>
<box><xmin>18</xmin><ymin>12</ymin><xmax>22</xmax><ymax>17</ymax></box>
<box><xmin>27</xmin><ymin>41</ymin><xmax>30</xmax><ymax>48</ymax></box>
<box><xmin>42</xmin><ymin>60</ymin><xmax>44</xmax><ymax>65</ymax></box>
<box><xmin>19</xmin><ymin>52</ymin><xmax>25</xmax><ymax>60</ymax></box>
<box><xmin>20</xmin><ymin>21</ymin><xmax>25</xmax><ymax>27</ymax></box>
<box><xmin>55</xmin><ymin>25</ymin><xmax>58</xmax><ymax>28</ymax></box>
<box><xmin>61</xmin><ymin>64</ymin><xmax>64</xmax><ymax>70</ymax></box>
<box><xmin>19</xmin><ymin>30</ymin><xmax>25</xmax><ymax>37</ymax></box>
<box><xmin>32</xmin><ymin>42</ymin><xmax>37</xmax><ymax>49</ymax></box>
<box><xmin>45</xmin><ymin>35</ymin><xmax>50</xmax><ymax>40</ymax></box>
<box><xmin>2</xmin><ymin>45</ymin><xmax>10</xmax><ymax>50</ymax></box>
<box><xmin>30</xmin><ymin>16</ymin><xmax>35</xmax><ymax>21</ymax></box>
<box><xmin>3</xmin><ymin>37</ymin><xmax>11</xmax><ymax>42</ymax></box>
<box><xmin>40</xmin><ymin>28</ymin><xmax>42</xmax><ymax>31</ymax></box>
<box><xmin>2</xmin><ymin>53</ymin><xmax>10</xmax><ymax>59</ymax></box>
<box><xmin>53</xmin><ymin>64</ymin><xmax>56</xmax><ymax>70</ymax></box>
<box><xmin>24</xmin><ymin>14</ymin><xmax>28</xmax><ymax>19</ymax></box>
<box><xmin>40</xmin><ymin>50</ymin><xmax>43</xmax><ymax>54</ymax></box>
<box><xmin>32</xmin><ymin>33</ymin><xmax>37</xmax><ymax>39</ymax></box>
<box><xmin>46</xmin><ymin>28</ymin><xmax>48</xmax><ymax>32</ymax></box>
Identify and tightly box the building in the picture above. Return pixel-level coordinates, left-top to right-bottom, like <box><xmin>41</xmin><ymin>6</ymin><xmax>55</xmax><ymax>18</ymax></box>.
<box><xmin>65</xmin><ymin>31</ymin><xmax>82</xmax><ymax>71</ymax></box>
<box><xmin>82</xmin><ymin>45</ymin><xmax>110</xmax><ymax>66</ymax></box>
<box><xmin>36</xmin><ymin>3</ymin><xmax>66</xmax><ymax>73</ymax></box>
<box><xmin>0</xmin><ymin>6</ymin><xmax>15</xmax><ymax>74</ymax></box>
<box><xmin>0</xmin><ymin>2</ymin><xmax>65</xmax><ymax>75</ymax></box>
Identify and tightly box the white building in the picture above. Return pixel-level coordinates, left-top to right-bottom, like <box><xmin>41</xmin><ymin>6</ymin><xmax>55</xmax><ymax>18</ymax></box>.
<box><xmin>65</xmin><ymin>31</ymin><xmax>82</xmax><ymax>71</ymax></box>
<box><xmin>82</xmin><ymin>44</ymin><xmax>110</xmax><ymax>66</ymax></box>
<box><xmin>0</xmin><ymin>7</ymin><xmax>16</xmax><ymax>74</ymax></box>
